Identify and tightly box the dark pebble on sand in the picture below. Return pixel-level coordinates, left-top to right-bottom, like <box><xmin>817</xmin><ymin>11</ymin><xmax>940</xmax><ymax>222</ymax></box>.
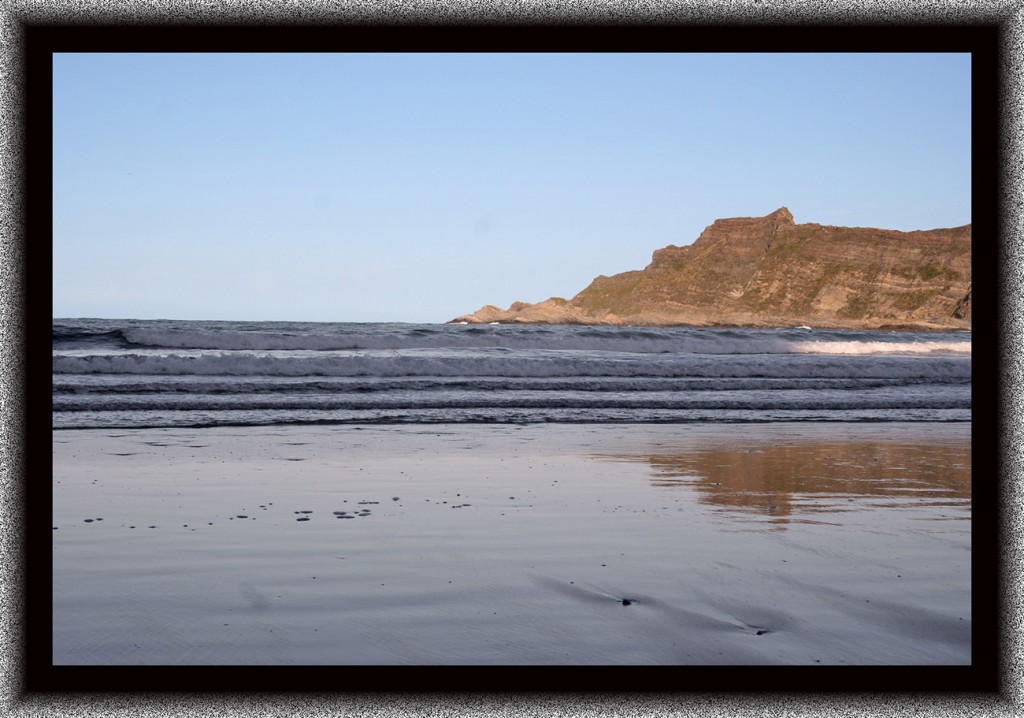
<box><xmin>237</xmin><ymin>515</ymin><xmax>248</xmax><ymax>519</ymax></box>
<box><xmin>297</xmin><ymin>517</ymin><xmax>310</xmax><ymax>522</ymax></box>
<box><xmin>84</xmin><ymin>519</ymin><xmax>94</xmax><ymax>523</ymax></box>
<box><xmin>392</xmin><ymin>497</ymin><xmax>400</xmax><ymax>501</ymax></box>
<box><xmin>621</xmin><ymin>599</ymin><xmax>632</xmax><ymax>606</ymax></box>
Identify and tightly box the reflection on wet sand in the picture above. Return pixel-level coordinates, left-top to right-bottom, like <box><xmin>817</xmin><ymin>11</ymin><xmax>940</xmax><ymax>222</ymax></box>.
<box><xmin>596</xmin><ymin>437</ymin><xmax>970</xmax><ymax>527</ymax></box>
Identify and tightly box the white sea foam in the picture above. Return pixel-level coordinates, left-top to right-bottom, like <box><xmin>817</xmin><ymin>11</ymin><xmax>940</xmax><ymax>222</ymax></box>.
<box><xmin>790</xmin><ymin>340</ymin><xmax>971</xmax><ymax>355</ymax></box>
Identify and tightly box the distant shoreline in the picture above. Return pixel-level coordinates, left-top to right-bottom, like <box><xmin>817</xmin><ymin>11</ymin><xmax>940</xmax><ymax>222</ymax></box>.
<box><xmin>448</xmin><ymin>318</ymin><xmax>971</xmax><ymax>333</ymax></box>
<box><xmin>52</xmin><ymin>317</ymin><xmax>973</xmax><ymax>332</ymax></box>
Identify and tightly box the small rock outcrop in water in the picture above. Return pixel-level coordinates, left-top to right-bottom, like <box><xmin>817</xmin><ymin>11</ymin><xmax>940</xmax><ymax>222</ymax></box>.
<box><xmin>449</xmin><ymin>208</ymin><xmax>972</xmax><ymax>330</ymax></box>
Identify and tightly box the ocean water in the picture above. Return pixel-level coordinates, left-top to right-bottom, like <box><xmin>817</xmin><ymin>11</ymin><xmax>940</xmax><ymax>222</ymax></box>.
<box><xmin>52</xmin><ymin>318</ymin><xmax>972</xmax><ymax>430</ymax></box>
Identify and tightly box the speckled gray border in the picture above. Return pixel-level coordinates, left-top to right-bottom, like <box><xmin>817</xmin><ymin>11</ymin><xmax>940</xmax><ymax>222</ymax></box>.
<box><xmin>999</xmin><ymin>2</ymin><xmax>1024</xmax><ymax>715</ymax></box>
<box><xmin>2</xmin><ymin>1</ymin><xmax>1020</xmax><ymax>716</ymax></box>
<box><xmin>0</xmin><ymin>0</ymin><xmax>26</xmax><ymax>712</ymax></box>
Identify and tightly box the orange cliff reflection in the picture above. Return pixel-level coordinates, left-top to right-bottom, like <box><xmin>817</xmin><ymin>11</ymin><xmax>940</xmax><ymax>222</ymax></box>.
<box><xmin>596</xmin><ymin>438</ymin><xmax>971</xmax><ymax>528</ymax></box>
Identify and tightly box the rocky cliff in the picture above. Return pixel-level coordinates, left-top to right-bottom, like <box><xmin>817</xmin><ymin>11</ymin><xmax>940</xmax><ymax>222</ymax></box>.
<box><xmin>450</xmin><ymin>208</ymin><xmax>972</xmax><ymax>330</ymax></box>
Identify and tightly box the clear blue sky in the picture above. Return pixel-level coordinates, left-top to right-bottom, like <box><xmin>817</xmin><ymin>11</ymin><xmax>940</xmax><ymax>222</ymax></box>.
<box><xmin>53</xmin><ymin>52</ymin><xmax>971</xmax><ymax>323</ymax></box>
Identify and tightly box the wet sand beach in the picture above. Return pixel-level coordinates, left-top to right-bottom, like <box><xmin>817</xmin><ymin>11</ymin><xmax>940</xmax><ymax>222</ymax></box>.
<box><xmin>52</xmin><ymin>422</ymin><xmax>971</xmax><ymax>666</ymax></box>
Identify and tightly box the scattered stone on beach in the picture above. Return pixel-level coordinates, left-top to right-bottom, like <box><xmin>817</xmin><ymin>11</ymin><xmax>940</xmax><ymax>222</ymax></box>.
<box><xmin>621</xmin><ymin>599</ymin><xmax>633</xmax><ymax>606</ymax></box>
<box><xmin>392</xmin><ymin>497</ymin><xmax>400</xmax><ymax>501</ymax></box>
<box><xmin>237</xmin><ymin>515</ymin><xmax>248</xmax><ymax>519</ymax></box>
<box><xmin>297</xmin><ymin>517</ymin><xmax>311</xmax><ymax>522</ymax></box>
<box><xmin>83</xmin><ymin>519</ymin><xmax>94</xmax><ymax>523</ymax></box>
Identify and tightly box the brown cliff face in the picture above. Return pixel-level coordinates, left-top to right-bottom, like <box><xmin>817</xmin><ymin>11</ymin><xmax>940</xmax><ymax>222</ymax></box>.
<box><xmin>450</xmin><ymin>208</ymin><xmax>972</xmax><ymax>330</ymax></box>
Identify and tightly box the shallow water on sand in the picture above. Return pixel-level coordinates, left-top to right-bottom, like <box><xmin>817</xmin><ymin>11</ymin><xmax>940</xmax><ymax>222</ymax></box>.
<box><xmin>52</xmin><ymin>423</ymin><xmax>970</xmax><ymax>665</ymax></box>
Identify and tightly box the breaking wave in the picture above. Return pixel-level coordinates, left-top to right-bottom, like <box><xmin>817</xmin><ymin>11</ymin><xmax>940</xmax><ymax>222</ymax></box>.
<box><xmin>53</xmin><ymin>352</ymin><xmax>971</xmax><ymax>380</ymax></box>
<box><xmin>64</xmin><ymin>325</ymin><xmax>973</xmax><ymax>356</ymax></box>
